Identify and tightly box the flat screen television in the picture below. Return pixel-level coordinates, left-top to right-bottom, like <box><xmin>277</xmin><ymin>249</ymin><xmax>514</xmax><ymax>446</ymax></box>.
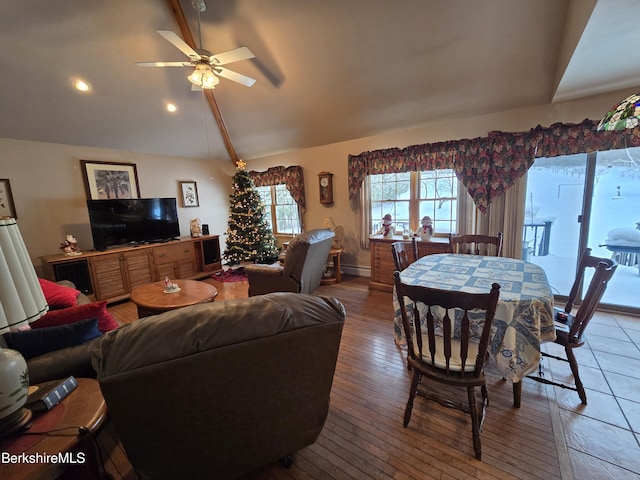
<box><xmin>87</xmin><ymin>198</ymin><xmax>180</xmax><ymax>250</ymax></box>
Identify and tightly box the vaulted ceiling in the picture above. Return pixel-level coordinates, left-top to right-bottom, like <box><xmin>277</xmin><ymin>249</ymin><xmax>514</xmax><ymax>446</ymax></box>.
<box><xmin>1</xmin><ymin>0</ymin><xmax>638</xmax><ymax>163</ymax></box>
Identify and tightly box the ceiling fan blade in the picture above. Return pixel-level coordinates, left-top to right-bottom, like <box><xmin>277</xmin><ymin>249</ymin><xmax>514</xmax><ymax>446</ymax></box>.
<box><xmin>214</xmin><ymin>67</ymin><xmax>256</xmax><ymax>87</ymax></box>
<box><xmin>136</xmin><ymin>61</ymin><xmax>192</xmax><ymax>67</ymax></box>
<box><xmin>157</xmin><ymin>30</ymin><xmax>200</xmax><ymax>60</ymax></box>
<box><xmin>210</xmin><ymin>47</ymin><xmax>255</xmax><ymax>66</ymax></box>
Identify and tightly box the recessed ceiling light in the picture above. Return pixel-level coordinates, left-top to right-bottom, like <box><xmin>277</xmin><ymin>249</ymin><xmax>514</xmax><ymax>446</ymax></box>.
<box><xmin>72</xmin><ymin>78</ymin><xmax>92</xmax><ymax>92</ymax></box>
<box><xmin>165</xmin><ymin>102</ymin><xmax>178</xmax><ymax>113</ymax></box>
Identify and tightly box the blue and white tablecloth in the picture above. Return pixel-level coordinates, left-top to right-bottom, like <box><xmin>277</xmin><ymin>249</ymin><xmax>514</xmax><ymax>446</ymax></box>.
<box><xmin>393</xmin><ymin>254</ymin><xmax>556</xmax><ymax>382</ymax></box>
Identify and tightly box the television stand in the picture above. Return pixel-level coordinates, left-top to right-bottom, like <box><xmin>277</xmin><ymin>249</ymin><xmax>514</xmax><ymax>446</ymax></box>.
<box><xmin>41</xmin><ymin>236</ymin><xmax>221</xmax><ymax>303</ymax></box>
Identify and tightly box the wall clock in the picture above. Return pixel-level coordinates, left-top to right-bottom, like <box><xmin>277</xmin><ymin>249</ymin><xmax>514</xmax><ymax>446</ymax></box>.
<box><xmin>318</xmin><ymin>172</ymin><xmax>334</xmax><ymax>205</ymax></box>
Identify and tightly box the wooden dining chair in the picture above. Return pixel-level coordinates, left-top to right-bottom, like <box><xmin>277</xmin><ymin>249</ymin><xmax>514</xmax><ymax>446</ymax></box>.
<box><xmin>394</xmin><ymin>271</ymin><xmax>500</xmax><ymax>460</ymax></box>
<box><xmin>391</xmin><ymin>238</ymin><xmax>419</xmax><ymax>271</ymax></box>
<box><xmin>448</xmin><ymin>233</ymin><xmax>503</xmax><ymax>257</ymax></box>
<box><xmin>526</xmin><ymin>249</ymin><xmax>617</xmax><ymax>404</ymax></box>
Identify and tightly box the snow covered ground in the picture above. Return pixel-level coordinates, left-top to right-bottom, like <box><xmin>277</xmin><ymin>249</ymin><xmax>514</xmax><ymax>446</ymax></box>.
<box><xmin>529</xmin><ymin>252</ymin><xmax>637</xmax><ymax>310</ymax></box>
<box><xmin>525</xmin><ymin>150</ymin><xmax>640</xmax><ymax>312</ymax></box>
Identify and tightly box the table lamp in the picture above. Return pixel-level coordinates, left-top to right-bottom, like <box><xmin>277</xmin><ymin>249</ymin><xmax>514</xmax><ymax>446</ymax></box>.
<box><xmin>0</xmin><ymin>217</ymin><xmax>49</xmax><ymax>437</ymax></box>
<box><xmin>322</xmin><ymin>217</ymin><xmax>345</xmax><ymax>250</ymax></box>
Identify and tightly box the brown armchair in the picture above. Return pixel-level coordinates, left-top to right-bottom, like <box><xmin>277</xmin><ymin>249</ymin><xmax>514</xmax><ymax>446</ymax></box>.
<box><xmin>91</xmin><ymin>293</ymin><xmax>345</xmax><ymax>480</ymax></box>
<box><xmin>245</xmin><ymin>229</ymin><xmax>335</xmax><ymax>296</ymax></box>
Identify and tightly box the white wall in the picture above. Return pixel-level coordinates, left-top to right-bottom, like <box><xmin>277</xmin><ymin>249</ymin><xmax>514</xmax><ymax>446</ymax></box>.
<box><xmin>0</xmin><ymin>138</ymin><xmax>234</xmax><ymax>275</ymax></box>
<box><xmin>245</xmin><ymin>87</ymin><xmax>639</xmax><ymax>274</ymax></box>
<box><xmin>1</xmin><ymin>86</ymin><xmax>635</xmax><ymax>277</ymax></box>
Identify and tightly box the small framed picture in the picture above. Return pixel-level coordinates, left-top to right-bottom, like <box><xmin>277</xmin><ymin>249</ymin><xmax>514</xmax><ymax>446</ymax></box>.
<box><xmin>180</xmin><ymin>181</ymin><xmax>199</xmax><ymax>207</ymax></box>
<box><xmin>0</xmin><ymin>179</ymin><xmax>17</xmax><ymax>218</ymax></box>
<box><xmin>81</xmin><ymin>160</ymin><xmax>140</xmax><ymax>200</ymax></box>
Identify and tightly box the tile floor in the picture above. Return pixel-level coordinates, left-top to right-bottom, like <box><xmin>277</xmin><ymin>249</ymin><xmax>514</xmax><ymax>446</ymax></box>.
<box><xmin>540</xmin><ymin>309</ymin><xmax>640</xmax><ymax>479</ymax></box>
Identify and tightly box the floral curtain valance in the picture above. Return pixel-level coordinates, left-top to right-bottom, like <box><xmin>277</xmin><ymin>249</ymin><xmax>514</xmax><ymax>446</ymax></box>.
<box><xmin>454</xmin><ymin>131</ymin><xmax>536</xmax><ymax>212</ymax></box>
<box><xmin>248</xmin><ymin>165</ymin><xmax>306</xmax><ymax>211</ymax></box>
<box><xmin>347</xmin><ymin>141</ymin><xmax>458</xmax><ymax>201</ymax></box>
<box><xmin>530</xmin><ymin>119</ymin><xmax>640</xmax><ymax>158</ymax></box>
<box><xmin>348</xmin><ymin>119</ymin><xmax>640</xmax><ymax>212</ymax></box>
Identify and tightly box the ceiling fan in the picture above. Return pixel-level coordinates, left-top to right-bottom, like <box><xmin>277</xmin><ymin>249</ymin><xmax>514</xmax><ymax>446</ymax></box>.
<box><xmin>136</xmin><ymin>0</ymin><xmax>256</xmax><ymax>88</ymax></box>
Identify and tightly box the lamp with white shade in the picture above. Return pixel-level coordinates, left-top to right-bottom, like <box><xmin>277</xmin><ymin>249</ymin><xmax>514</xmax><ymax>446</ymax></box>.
<box><xmin>0</xmin><ymin>217</ymin><xmax>49</xmax><ymax>437</ymax></box>
<box><xmin>322</xmin><ymin>217</ymin><xmax>345</xmax><ymax>250</ymax></box>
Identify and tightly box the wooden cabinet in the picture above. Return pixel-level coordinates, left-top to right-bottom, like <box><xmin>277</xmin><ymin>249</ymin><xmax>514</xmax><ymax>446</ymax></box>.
<box><xmin>195</xmin><ymin>237</ymin><xmax>222</xmax><ymax>273</ymax></box>
<box><xmin>123</xmin><ymin>249</ymin><xmax>155</xmax><ymax>290</ymax></box>
<box><xmin>88</xmin><ymin>249</ymin><xmax>156</xmax><ymax>302</ymax></box>
<box><xmin>89</xmin><ymin>253</ymin><xmax>128</xmax><ymax>301</ymax></box>
<box><xmin>153</xmin><ymin>242</ymin><xmax>197</xmax><ymax>280</ymax></box>
<box><xmin>42</xmin><ymin>236</ymin><xmax>220</xmax><ymax>303</ymax></box>
<box><xmin>369</xmin><ymin>235</ymin><xmax>451</xmax><ymax>292</ymax></box>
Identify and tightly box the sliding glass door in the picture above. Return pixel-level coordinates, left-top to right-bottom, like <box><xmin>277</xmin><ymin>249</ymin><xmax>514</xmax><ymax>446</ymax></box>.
<box><xmin>586</xmin><ymin>148</ymin><xmax>640</xmax><ymax>311</ymax></box>
<box><xmin>524</xmin><ymin>147</ymin><xmax>640</xmax><ymax>312</ymax></box>
<box><xmin>523</xmin><ymin>153</ymin><xmax>587</xmax><ymax>299</ymax></box>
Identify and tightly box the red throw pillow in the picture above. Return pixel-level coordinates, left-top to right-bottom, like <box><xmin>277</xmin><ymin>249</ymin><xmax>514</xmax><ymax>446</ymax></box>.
<box><xmin>31</xmin><ymin>301</ymin><xmax>119</xmax><ymax>333</ymax></box>
<box><xmin>38</xmin><ymin>278</ymin><xmax>80</xmax><ymax>309</ymax></box>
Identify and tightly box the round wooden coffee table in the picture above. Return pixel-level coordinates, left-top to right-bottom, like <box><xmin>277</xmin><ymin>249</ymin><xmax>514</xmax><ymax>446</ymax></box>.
<box><xmin>130</xmin><ymin>279</ymin><xmax>218</xmax><ymax>318</ymax></box>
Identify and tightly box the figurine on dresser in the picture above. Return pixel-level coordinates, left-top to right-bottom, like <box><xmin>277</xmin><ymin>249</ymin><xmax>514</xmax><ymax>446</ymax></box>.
<box><xmin>419</xmin><ymin>216</ymin><xmax>434</xmax><ymax>241</ymax></box>
<box><xmin>377</xmin><ymin>214</ymin><xmax>395</xmax><ymax>238</ymax></box>
<box><xmin>59</xmin><ymin>235</ymin><xmax>81</xmax><ymax>255</ymax></box>
<box><xmin>190</xmin><ymin>218</ymin><xmax>202</xmax><ymax>237</ymax></box>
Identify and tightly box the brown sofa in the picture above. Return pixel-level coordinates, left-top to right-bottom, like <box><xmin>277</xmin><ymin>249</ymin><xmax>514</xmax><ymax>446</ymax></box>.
<box><xmin>245</xmin><ymin>228</ymin><xmax>335</xmax><ymax>296</ymax></box>
<box><xmin>90</xmin><ymin>292</ymin><xmax>345</xmax><ymax>480</ymax></box>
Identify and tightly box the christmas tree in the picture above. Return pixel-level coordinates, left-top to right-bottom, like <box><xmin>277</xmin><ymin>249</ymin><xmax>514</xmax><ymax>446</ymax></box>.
<box><xmin>223</xmin><ymin>160</ymin><xmax>279</xmax><ymax>265</ymax></box>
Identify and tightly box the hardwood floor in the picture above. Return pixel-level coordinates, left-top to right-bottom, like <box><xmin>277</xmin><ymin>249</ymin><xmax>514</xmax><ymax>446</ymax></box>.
<box><xmin>98</xmin><ymin>275</ymin><xmax>640</xmax><ymax>479</ymax></box>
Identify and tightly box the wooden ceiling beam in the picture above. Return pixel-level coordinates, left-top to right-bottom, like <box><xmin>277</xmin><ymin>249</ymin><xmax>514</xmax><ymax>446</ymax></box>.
<box><xmin>165</xmin><ymin>0</ymin><xmax>240</xmax><ymax>166</ymax></box>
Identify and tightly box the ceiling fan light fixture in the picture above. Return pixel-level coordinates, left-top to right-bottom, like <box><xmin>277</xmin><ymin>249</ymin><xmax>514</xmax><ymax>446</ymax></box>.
<box><xmin>187</xmin><ymin>65</ymin><xmax>205</xmax><ymax>86</ymax></box>
<box><xmin>202</xmin><ymin>69</ymin><xmax>219</xmax><ymax>89</ymax></box>
<box><xmin>188</xmin><ymin>64</ymin><xmax>219</xmax><ymax>89</ymax></box>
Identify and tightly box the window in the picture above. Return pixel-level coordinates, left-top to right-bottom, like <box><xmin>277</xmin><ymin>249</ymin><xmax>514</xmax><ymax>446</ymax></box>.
<box><xmin>418</xmin><ymin>169</ymin><xmax>457</xmax><ymax>235</ymax></box>
<box><xmin>370</xmin><ymin>169</ymin><xmax>458</xmax><ymax>235</ymax></box>
<box><xmin>256</xmin><ymin>184</ymin><xmax>301</xmax><ymax>235</ymax></box>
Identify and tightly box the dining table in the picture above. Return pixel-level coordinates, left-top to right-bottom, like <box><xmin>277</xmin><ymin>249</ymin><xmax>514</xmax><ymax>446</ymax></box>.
<box><xmin>393</xmin><ymin>253</ymin><xmax>556</xmax><ymax>407</ymax></box>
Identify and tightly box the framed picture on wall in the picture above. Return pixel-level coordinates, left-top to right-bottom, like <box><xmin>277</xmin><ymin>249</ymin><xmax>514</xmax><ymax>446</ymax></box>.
<box><xmin>180</xmin><ymin>181</ymin><xmax>199</xmax><ymax>207</ymax></box>
<box><xmin>81</xmin><ymin>160</ymin><xmax>140</xmax><ymax>200</ymax></box>
<box><xmin>0</xmin><ymin>179</ymin><xmax>17</xmax><ymax>218</ymax></box>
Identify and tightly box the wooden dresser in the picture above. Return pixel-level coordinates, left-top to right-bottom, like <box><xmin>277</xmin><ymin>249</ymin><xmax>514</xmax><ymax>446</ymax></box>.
<box><xmin>369</xmin><ymin>235</ymin><xmax>451</xmax><ymax>292</ymax></box>
<box><xmin>41</xmin><ymin>236</ymin><xmax>222</xmax><ymax>303</ymax></box>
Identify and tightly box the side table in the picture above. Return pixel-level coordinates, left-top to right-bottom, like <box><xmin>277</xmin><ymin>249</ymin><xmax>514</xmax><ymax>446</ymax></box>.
<box><xmin>321</xmin><ymin>248</ymin><xmax>344</xmax><ymax>285</ymax></box>
<box><xmin>0</xmin><ymin>378</ymin><xmax>107</xmax><ymax>480</ymax></box>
